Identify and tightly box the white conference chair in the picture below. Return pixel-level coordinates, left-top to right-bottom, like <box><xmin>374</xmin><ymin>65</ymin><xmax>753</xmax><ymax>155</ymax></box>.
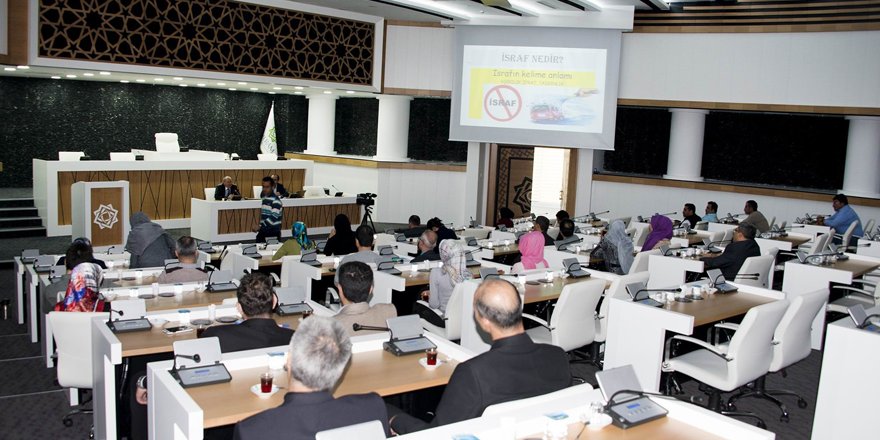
<box><xmin>204</xmin><ymin>187</ymin><xmax>214</xmax><ymax>200</ymax></box>
<box><xmin>523</xmin><ymin>279</ymin><xmax>605</xmax><ymax>353</ymax></box>
<box><xmin>799</xmin><ymin>232</ymin><xmax>830</xmax><ymax>255</ymax></box>
<box><xmin>155</xmin><ymin>132</ymin><xmax>180</xmax><ymax>153</ymax></box>
<box><xmin>663</xmin><ymin>299</ymin><xmax>790</xmax><ymax>428</ymax></box>
<box><xmin>482</xmin><ymin>383</ymin><xmax>593</xmax><ymax>416</ymax></box>
<box><xmin>109</xmin><ymin>152</ymin><xmax>136</xmax><ymax>161</ymax></box>
<box><xmin>723</xmin><ymin>290</ymin><xmax>826</xmax><ymax>422</ymax></box>
<box><xmin>510</xmin><ymin>261</ymin><xmax>547</xmax><ymax>274</ymax></box>
<box><xmin>592</xmin><ymin>272</ymin><xmax>650</xmax><ymax>366</ymax></box>
<box><xmin>834</xmin><ymin>220</ymin><xmax>859</xmax><ymax>250</ymax></box>
<box><xmin>862</xmin><ymin>219</ymin><xmax>875</xmax><ymax>238</ymax></box>
<box><xmin>58</xmin><ymin>151</ymin><xmax>85</xmax><ymax>161</ymax></box>
<box><xmin>418</xmin><ymin>282</ymin><xmax>467</xmax><ymax>341</ymax></box>
<box><xmin>257</xmin><ymin>153</ymin><xmax>277</xmax><ymax>161</ymax></box>
<box><xmin>49</xmin><ymin>311</ymin><xmax>109</xmax><ymax>430</ymax></box>
<box><xmin>315</xmin><ymin>420</ymin><xmax>386</xmax><ymax>440</ymax></box>
<box><xmin>736</xmin><ymin>254</ymin><xmax>776</xmax><ymax>288</ymax></box>
<box><xmin>252</xmin><ymin>185</ymin><xmax>262</xmax><ymax>199</ymax></box>
<box><xmin>694</xmin><ymin>221</ymin><xmax>709</xmax><ymax>231</ymax></box>
<box><xmin>826</xmin><ymin>279</ymin><xmax>879</xmax><ymax>313</ymax></box>
<box><xmin>629</xmin><ymin>249</ymin><xmax>659</xmax><ymax>274</ymax></box>
<box><xmin>721</xmin><ymin>227</ymin><xmax>736</xmax><ymax>246</ymax></box>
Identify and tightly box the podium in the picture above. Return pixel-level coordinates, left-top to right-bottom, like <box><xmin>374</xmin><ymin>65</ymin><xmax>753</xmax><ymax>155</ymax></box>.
<box><xmin>71</xmin><ymin>181</ymin><xmax>130</xmax><ymax>247</ymax></box>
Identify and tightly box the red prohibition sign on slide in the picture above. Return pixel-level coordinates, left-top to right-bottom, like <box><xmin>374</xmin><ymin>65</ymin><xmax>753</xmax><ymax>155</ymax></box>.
<box><xmin>484</xmin><ymin>85</ymin><xmax>522</xmax><ymax>122</ymax></box>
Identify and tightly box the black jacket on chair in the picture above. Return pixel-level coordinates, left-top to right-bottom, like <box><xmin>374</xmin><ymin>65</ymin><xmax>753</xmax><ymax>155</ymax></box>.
<box><xmin>388</xmin><ymin>333</ymin><xmax>571</xmax><ymax>434</ymax></box>
<box><xmin>199</xmin><ymin>318</ymin><xmax>294</xmax><ymax>353</ymax></box>
<box><xmin>703</xmin><ymin>238</ymin><xmax>761</xmax><ymax>281</ymax></box>
<box><xmin>234</xmin><ymin>391</ymin><xmax>390</xmax><ymax>440</ymax></box>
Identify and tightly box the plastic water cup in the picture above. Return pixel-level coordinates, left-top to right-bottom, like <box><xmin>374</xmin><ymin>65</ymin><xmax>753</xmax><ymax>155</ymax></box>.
<box><xmin>178</xmin><ymin>309</ymin><xmax>191</xmax><ymax>325</ymax></box>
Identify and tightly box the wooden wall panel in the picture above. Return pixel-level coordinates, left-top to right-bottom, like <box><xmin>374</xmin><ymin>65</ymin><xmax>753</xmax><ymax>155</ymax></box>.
<box><xmin>57</xmin><ymin>168</ymin><xmax>305</xmax><ymax>225</ymax></box>
<box><xmin>217</xmin><ymin>203</ymin><xmax>360</xmax><ymax>234</ymax></box>
<box><xmin>89</xmin><ymin>187</ymin><xmax>125</xmax><ymax>247</ymax></box>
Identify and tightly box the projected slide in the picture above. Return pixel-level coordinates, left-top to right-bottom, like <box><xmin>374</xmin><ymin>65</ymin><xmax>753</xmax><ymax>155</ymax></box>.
<box><xmin>460</xmin><ymin>45</ymin><xmax>607</xmax><ymax>133</ymax></box>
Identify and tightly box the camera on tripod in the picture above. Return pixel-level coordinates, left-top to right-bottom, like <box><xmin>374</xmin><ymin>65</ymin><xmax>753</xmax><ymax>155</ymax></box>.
<box><xmin>357</xmin><ymin>193</ymin><xmax>377</xmax><ymax>207</ymax></box>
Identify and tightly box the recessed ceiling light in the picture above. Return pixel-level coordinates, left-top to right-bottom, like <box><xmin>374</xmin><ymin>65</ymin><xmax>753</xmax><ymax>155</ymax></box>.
<box><xmin>99</xmin><ymin>71</ymin><xmax>111</xmax><ymax>75</ymax></box>
<box><xmin>228</xmin><ymin>88</ymin><xmax>237</xmax><ymax>91</ymax></box>
<box><xmin>268</xmin><ymin>92</ymin><xmax>276</xmax><ymax>95</ymax></box>
<box><xmin>216</xmin><ymin>82</ymin><xmax>226</xmax><ymax>86</ymax></box>
<box><xmin>179</xmin><ymin>84</ymin><xmax>188</xmax><ymax>87</ymax></box>
<box><xmin>120</xmin><ymin>80</ymin><xmax>129</xmax><ymax>83</ymax></box>
<box><xmin>153</xmin><ymin>78</ymin><xmax>164</xmax><ymax>82</ymax></box>
<box><xmin>135</xmin><ymin>79</ymin><xmax>146</xmax><ymax>82</ymax></box>
<box><xmin>17</xmin><ymin>65</ymin><xmax>29</xmax><ymax>69</ymax></box>
<box><xmin>294</xmin><ymin>86</ymin><xmax>304</xmax><ymax>90</ymax></box>
<box><xmin>196</xmin><ymin>83</ymin><xmax>206</xmax><ymax>87</ymax></box>
<box><xmin>273</xmin><ymin>87</ymin><xmax>282</xmax><ymax>90</ymax></box>
<box><xmin>51</xmin><ymin>76</ymin><xmax>61</xmax><ymax>79</ymax></box>
<box><xmin>83</xmin><ymin>73</ymin><xmax>94</xmax><ymax>77</ymax></box>
<box><xmin>66</xmin><ymin>74</ymin><xmax>77</xmax><ymax>78</ymax></box>
<box><xmin>294</xmin><ymin>91</ymin><xmax>303</xmax><ymax>95</ymax></box>
<box><xmin>173</xmin><ymin>77</ymin><xmax>183</xmax><ymax>81</ymax></box>
<box><xmin>322</xmin><ymin>90</ymin><xmax>332</xmax><ymax>94</ymax></box>
<box><xmin>4</xmin><ymin>67</ymin><xmax>16</xmax><ymax>71</ymax></box>
<box><xmin>249</xmin><ymin>87</ymin><xmax>258</xmax><ymax>91</ymax></box>
<box><xmin>237</xmin><ymin>82</ymin><xmax>247</xmax><ymax>85</ymax></box>
<box><xmin>345</xmin><ymin>90</ymin><xmax>355</xmax><ymax>94</ymax></box>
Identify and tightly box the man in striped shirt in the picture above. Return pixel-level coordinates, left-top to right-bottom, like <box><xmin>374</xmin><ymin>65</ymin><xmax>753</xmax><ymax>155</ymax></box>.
<box><xmin>255</xmin><ymin>176</ymin><xmax>283</xmax><ymax>243</ymax></box>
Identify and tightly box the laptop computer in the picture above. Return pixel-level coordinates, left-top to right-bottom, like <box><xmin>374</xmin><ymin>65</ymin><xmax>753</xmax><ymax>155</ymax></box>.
<box><xmin>299</xmin><ymin>250</ymin><xmax>322</xmax><ymax>267</ymax></box>
<box><xmin>706</xmin><ymin>269</ymin><xmax>738</xmax><ymax>293</ymax></box>
<box><xmin>563</xmin><ymin>258</ymin><xmax>590</xmax><ymax>278</ymax></box>
<box><xmin>625</xmin><ymin>281</ymin><xmax>663</xmax><ymax>307</ymax></box>
<box><xmin>206</xmin><ymin>270</ymin><xmax>237</xmax><ymax>292</ymax></box>
<box><xmin>465</xmin><ymin>251</ymin><xmax>481</xmax><ymax>267</ymax></box>
<box><xmin>275</xmin><ymin>286</ymin><xmax>312</xmax><ymax>316</ymax></box>
<box><xmin>377</xmin><ymin>260</ymin><xmax>401</xmax><ymax>275</ymax></box>
<box><xmin>383</xmin><ymin>315</ymin><xmax>436</xmax><ymax>356</ymax></box>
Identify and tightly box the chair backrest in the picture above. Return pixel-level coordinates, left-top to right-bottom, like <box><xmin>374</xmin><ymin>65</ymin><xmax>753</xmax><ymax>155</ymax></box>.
<box><xmin>631</xmin><ymin>223</ymin><xmax>651</xmax><ymax>247</ymax></box>
<box><xmin>204</xmin><ymin>187</ymin><xmax>214</xmax><ymax>199</ymax></box>
<box><xmin>252</xmin><ymin>185</ymin><xmax>262</xmax><ymax>199</ymax></box>
<box><xmin>769</xmin><ymin>290</ymin><xmax>826</xmax><ymax>372</ymax></box>
<box><xmin>155</xmin><ymin>132</ymin><xmax>180</xmax><ymax>152</ymax></box>
<box><xmin>779</xmin><ymin>221</ymin><xmax>788</xmax><ymax>230</ymax></box>
<box><xmin>49</xmin><ymin>311</ymin><xmax>109</xmax><ymax>389</ymax></box>
<box><xmin>58</xmin><ymin>151</ymin><xmax>85</xmax><ymax>161</ymax></box>
<box><xmin>257</xmin><ymin>153</ymin><xmax>277</xmax><ymax>161</ymax></box>
<box><xmin>769</xmin><ymin>216</ymin><xmax>776</xmax><ymax>229</ymax></box>
<box><xmin>443</xmin><ymin>282</ymin><xmax>467</xmax><ymax>341</ymax></box>
<box><xmin>736</xmin><ymin>254</ymin><xmax>775</xmax><ymax>288</ymax></box>
<box><xmin>315</xmin><ymin>420</ymin><xmax>386</xmax><ymax>440</ymax></box>
<box><xmin>597</xmin><ymin>272</ymin><xmax>650</xmax><ymax>342</ymax></box>
<box><xmin>109</xmin><ymin>152</ymin><xmax>136</xmax><ymax>161</ymax></box>
<box><xmin>548</xmin><ymin>279</ymin><xmax>605</xmax><ymax>351</ymax></box>
<box><xmin>694</xmin><ymin>221</ymin><xmax>708</xmax><ymax>231</ymax></box>
<box><xmin>842</xmin><ymin>220</ymin><xmax>859</xmax><ymax>245</ymax></box>
<box><xmin>811</xmin><ymin>233</ymin><xmax>830</xmax><ymax>254</ymax></box>
<box><xmin>863</xmin><ymin>219</ymin><xmax>875</xmax><ymax>237</ymax></box>
<box><xmin>482</xmin><ymin>383</ymin><xmax>594</xmax><ymax>416</ymax></box>
<box><xmin>727</xmin><ymin>300</ymin><xmax>790</xmax><ymax>387</ymax></box>
<box><xmin>629</xmin><ymin>249</ymin><xmax>658</xmax><ymax>274</ymax></box>
<box><xmin>721</xmin><ymin>228</ymin><xmax>735</xmax><ymax>244</ymax></box>
<box><xmin>706</xmin><ymin>230</ymin><xmax>725</xmax><ymax>244</ymax></box>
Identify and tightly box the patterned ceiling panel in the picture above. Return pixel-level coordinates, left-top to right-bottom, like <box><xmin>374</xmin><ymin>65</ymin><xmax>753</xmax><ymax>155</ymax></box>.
<box><xmin>38</xmin><ymin>0</ymin><xmax>375</xmax><ymax>85</ymax></box>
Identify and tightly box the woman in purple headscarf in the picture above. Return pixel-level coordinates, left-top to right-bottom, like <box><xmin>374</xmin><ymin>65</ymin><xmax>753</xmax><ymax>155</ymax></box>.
<box><xmin>642</xmin><ymin>214</ymin><xmax>673</xmax><ymax>251</ymax></box>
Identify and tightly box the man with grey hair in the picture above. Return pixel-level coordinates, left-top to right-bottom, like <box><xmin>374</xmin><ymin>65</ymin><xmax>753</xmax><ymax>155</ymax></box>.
<box><xmin>410</xmin><ymin>230</ymin><xmax>440</xmax><ymax>263</ymax></box>
<box><xmin>388</xmin><ymin>279</ymin><xmax>571</xmax><ymax>434</ymax></box>
<box><xmin>157</xmin><ymin>236</ymin><xmax>208</xmax><ymax>284</ymax></box>
<box><xmin>214</xmin><ymin>175</ymin><xmax>241</xmax><ymax>200</ymax></box>
<box><xmin>234</xmin><ymin>316</ymin><xmax>390</xmax><ymax>439</ymax></box>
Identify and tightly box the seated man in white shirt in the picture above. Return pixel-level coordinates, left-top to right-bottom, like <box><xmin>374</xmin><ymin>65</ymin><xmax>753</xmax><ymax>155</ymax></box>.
<box><xmin>332</xmin><ymin>261</ymin><xmax>397</xmax><ymax>336</ymax></box>
<box><xmin>156</xmin><ymin>236</ymin><xmax>208</xmax><ymax>284</ymax></box>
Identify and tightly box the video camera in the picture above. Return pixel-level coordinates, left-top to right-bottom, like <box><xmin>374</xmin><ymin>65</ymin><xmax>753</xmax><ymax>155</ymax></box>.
<box><xmin>357</xmin><ymin>193</ymin><xmax>377</xmax><ymax>207</ymax></box>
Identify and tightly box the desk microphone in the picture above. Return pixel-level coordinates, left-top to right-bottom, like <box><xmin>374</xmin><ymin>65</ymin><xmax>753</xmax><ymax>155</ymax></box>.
<box><xmin>109</xmin><ymin>308</ymin><xmax>124</xmax><ymax>320</ymax></box>
<box><xmin>633</xmin><ymin>288</ymin><xmax>681</xmax><ymax>302</ymax></box>
<box><xmin>734</xmin><ymin>273</ymin><xmax>760</xmax><ymax>280</ymax></box>
<box><xmin>171</xmin><ymin>353</ymin><xmax>202</xmax><ymax>374</ymax></box>
<box><xmin>703</xmin><ymin>240</ymin><xmax>731</xmax><ymax>250</ymax></box>
<box><xmin>352</xmin><ymin>323</ymin><xmax>390</xmax><ymax>332</ymax></box>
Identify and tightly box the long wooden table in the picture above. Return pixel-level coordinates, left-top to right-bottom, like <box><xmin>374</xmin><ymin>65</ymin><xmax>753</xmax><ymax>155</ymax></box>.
<box><xmin>663</xmin><ymin>291</ymin><xmax>775</xmax><ymax>327</ymax></box>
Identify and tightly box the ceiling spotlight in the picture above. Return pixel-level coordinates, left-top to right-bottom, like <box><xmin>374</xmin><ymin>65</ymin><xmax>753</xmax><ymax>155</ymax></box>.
<box><xmin>196</xmin><ymin>83</ymin><xmax>206</xmax><ymax>87</ymax></box>
<box><xmin>294</xmin><ymin>91</ymin><xmax>303</xmax><ymax>95</ymax></box>
<box><xmin>249</xmin><ymin>87</ymin><xmax>258</xmax><ymax>91</ymax></box>
<box><xmin>322</xmin><ymin>90</ymin><xmax>332</xmax><ymax>94</ymax></box>
<box><xmin>173</xmin><ymin>77</ymin><xmax>183</xmax><ymax>81</ymax></box>
<box><xmin>51</xmin><ymin>76</ymin><xmax>61</xmax><ymax>79</ymax></box>
<box><xmin>345</xmin><ymin>91</ymin><xmax>355</xmax><ymax>94</ymax></box>
<box><xmin>217</xmin><ymin>82</ymin><xmax>226</xmax><ymax>86</ymax></box>
<box><xmin>273</xmin><ymin>87</ymin><xmax>282</xmax><ymax>90</ymax></box>
<box><xmin>3</xmin><ymin>67</ymin><xmax>16</xmax><ymax>71</ymax></box>
<box><xmin>294</xmin><ymin>86</ymin><xmax>304</xmax><ymax>90</ymax></box>
<box><xmin>153</xmin><ymin>78</ymin><xmax>164</xmax><ymax>82</ymax></box>
<box><xmin>237</xmin><ymin>82</ymin><xmax>247</xmax><ymax>85</ymax></box>
<box><xmin>99</xmin><ymin>71</ymin><xmax>111</xmax><ymax>75</ymax></box>
<box><xmin>17</xmin><ymin>65</ymin><xmax>29</xmax><ymax>69</ymax></box>
<box><xmin>268</xmin><ymin>92</ymin><xmax>277</xmax><ymax>95</ymax></box>
<box><xmin>228</xmin><ymin>88</ymin><xmax>237</xmax><ymax>91</ymax></box>
<box><xmin>135</xmin><ymin>79</ymin><xmax>146</xmax><ymax>82</ymax></box>
<box><xmin>83</xmin><ymin>73</ymin><xmax>94</xmax><ymax>77</ymax></box>
<box><xmin>66</xmin><ymin>74</ymin><xmax>77</xmax><ymax>78</ymax></box>
<box><xmin>179</xmin><ymin>84</ymin><xmax>188</xmax><ymax>87</ymax></box>
<box><xmin>120</xmin><ymin>80</ymin><xmax>130</xmax><ymax>83</ymax></box>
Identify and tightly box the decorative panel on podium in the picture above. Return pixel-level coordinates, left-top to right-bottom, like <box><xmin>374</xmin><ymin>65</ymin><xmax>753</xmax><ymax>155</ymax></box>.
<box><xmin>71</xmin><ymin>181</ymin><xmax>131</xmax><ymax>247</ymax></box>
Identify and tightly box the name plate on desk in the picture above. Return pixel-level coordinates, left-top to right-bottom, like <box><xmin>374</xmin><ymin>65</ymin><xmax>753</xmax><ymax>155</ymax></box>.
<box><xmin>107</xmin><ymin>318</ymin><xmax>152</xmax><ymax>333</ymax></box>
<box><xmin>172</xmin><ymin>364</ymin><xmax>232</xmax><ymax>388</ymax></box>
<box><xmin>383</xmin><ymin>337</ymin><xmax>436</xmax><ymax>356</ymax></box>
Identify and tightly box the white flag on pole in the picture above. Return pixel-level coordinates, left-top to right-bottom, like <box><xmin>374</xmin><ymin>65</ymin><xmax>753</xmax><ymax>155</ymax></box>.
<box><xmin>259</xmin><ymin>102</ymin><xmax>277</xmax><ymax>155</ymax></box>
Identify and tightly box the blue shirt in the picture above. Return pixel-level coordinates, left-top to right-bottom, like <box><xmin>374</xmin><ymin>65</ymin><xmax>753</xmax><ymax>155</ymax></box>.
<box><xmin>259</xmin><ymin>195</ymin><xmax>283</xmax><ymax>233</ymax></box>
<box><xmin>824</xmin><ymin>204</ymin><xmax>863</xmax><ymax>237</ymax></box>
<box><xmin>702</xmin><ymin>213</ymin><xmax>719</xmax><ymax>223</ymax></box>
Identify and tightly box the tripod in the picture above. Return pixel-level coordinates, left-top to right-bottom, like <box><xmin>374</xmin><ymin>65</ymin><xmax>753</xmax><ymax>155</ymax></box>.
<box><xmin>361</xmin><ymin>204</ymin><xmax>376</xmax><ymax>232</ymax></box>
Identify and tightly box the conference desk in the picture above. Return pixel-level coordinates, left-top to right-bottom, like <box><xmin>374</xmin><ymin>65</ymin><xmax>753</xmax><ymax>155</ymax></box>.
<box><xmin>146</xmin><ymin>332</ymin><xmax>473</xmax><ymax>439</ymax></box>
<box><xmin>604</xmin><ymin>283</ymin><xmax>784</xmax><ymax>392</ymax></box>
<box><xmin>191</xmin><ymin>197</ymin><xmax>361</xmax><ymax>243</ymax></box>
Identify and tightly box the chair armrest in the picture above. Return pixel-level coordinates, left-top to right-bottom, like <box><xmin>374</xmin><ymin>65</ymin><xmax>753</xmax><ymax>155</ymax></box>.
<box><xmin>522</xmin><ymin>313</ymin><xmax>551</xmax><ymax>330</ymax></box>
<box><xmin>853</xmin><ymin>279</ymin><xmax>877</xmax><ymax>288</ymax></box>
<box><xmin>832</xmin><ymin>286</ymin><xmax>876</xmax><ymax>299</ymax></box>
<box><xmin>664</xmin><ymin>335</ymin><xmax>732</xmax><ymax>365</ymax></box>
<box><xmin>269</xmin><ymin>273</ymin><xmax>281</xmax><ymax>284</ymax></box>
<box><xmin>712</xmin><ymin>322</ymin><xmax>739</xmax><ymax>346</ymax></box>
<box><xmin>416</xmin><ymin>300</ymin><xmax>445</xmax><ymax>319</ymax></box>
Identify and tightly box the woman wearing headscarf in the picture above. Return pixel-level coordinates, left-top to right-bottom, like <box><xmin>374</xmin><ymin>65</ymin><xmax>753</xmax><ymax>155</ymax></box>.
<box><xmin>324</xmin><ymin>213</ymin><xmax>358</xmax><ymax>256</ymax></box>
<box><xmin>592</xmin><ymin>220</ymin><xmax>635</xmax><ymax>275</ymax></box>
<box><xmin>414</xmin><ymin>240</ymin><xmax>473</xmax><ymax>327</ymax></box>
<box><xmin>273</xmin><ymin>221</ymin><xmax>315</xmax><ymax>260</ymax></box>
<box><xmin>512</xmin><ymin>230</ymin><xmax>549</xmax><ymax>274</ymax></box>
<box><xmin>54</xmin><ymin>241</ymin><xmax>104</xmax><ymax>312</ymax></box>
<box><xmin>642</xmin><ymin>214</ymin><xmax>674</xmax><ymax>251</ymax></box>
<box><xmin>126</xmin><ymin>212</ymin><xmax>176</xmax><ymax>268</ymax></box>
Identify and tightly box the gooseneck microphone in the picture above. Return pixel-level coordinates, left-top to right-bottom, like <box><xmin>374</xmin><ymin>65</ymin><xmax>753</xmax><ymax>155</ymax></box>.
<box><xmin>352</xmin><ymin>323</ymin><xmax>390</xmax><ymax>332</ymax></box>
<box><xmin>633</xmin><ymin>288</ymin><xmax>681</xmax><ymax>302</ymax></box>
<box><xmin>171</xmin><ymin>353</ymin><xmax>202</xmax><ymax>374</ymax></box>
<box><xmin>109</xmin><ymin>308</ymin><xmax>124</xmax><ymax>320</ymax></box>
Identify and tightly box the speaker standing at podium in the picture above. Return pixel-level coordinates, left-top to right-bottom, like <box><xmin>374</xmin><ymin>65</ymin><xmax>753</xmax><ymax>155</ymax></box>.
<box><xmin>254</xmin><ymin>176</ymin><xmax>283</xmax><ymax>243</ymax></box>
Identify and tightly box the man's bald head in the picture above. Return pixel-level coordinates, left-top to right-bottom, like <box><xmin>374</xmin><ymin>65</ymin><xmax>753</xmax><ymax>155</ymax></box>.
<box><xmin>474</xmin><ymin>279</ymin><xmax>522</xmax><ymax>330</ymax></box>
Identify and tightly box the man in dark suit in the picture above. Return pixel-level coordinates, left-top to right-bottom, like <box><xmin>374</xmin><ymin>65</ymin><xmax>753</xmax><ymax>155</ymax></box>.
<box><xmin>200</xmin><ymin>272</ymin><xmax>293</xmax><ymax>353</ymax></box>
<box><xmin>234</xmin><ymin>316</ymin><xmax>390</xmax><ymax>439</ymax></box>
<box><xmin>410</xmin><ymin>230</ymin><xmax>440</xmax><ymax>263</ymax></box>
<box><xmin>214</xmin><ymin>175</ymin><xmax>242</xmax><ymax>200</ymax></box>
<box><xmin>427</xmin><ymin>217</ymin><xmax>458</xmax><ymax>252</ymax></box>
<box><xmin>387</xmin><ymin>279</ymin><xmax>572</xmax><ymax>434</ymax></box>
<box><xmin>702</xmin><ymin>223</ymin><xmax>761</xmax><ymax>280</ymax></box>
<box><xmin>269</xmin><ymin>173</ymin><xmax>289</xmax><ymax>198</ymax></box>
<box><xmin>681</xmin><ymin>203</ymin><xmax>702</xmax><ymax>229</ymax></box>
